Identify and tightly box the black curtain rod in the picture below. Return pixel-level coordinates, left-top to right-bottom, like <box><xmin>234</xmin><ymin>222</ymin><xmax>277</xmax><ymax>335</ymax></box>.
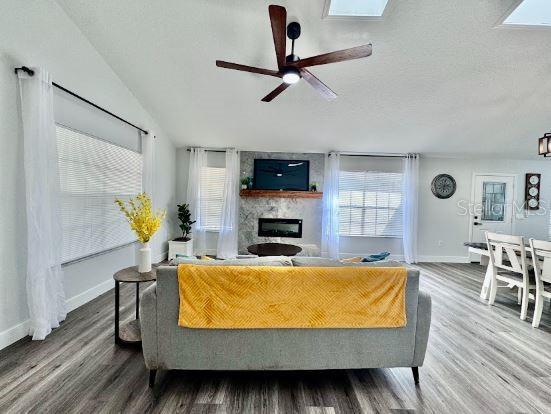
<box><xmin>185</xmin><ymin>150</ymin><xmax>405</xmax><ymax>157</ymax></box>
<box><xmin>342</xmin><ymin>154</ymin><xmax>406</xmax><ymax>158</ymax></box>
<box><xmin>14</xmin><ymin>66</ymin><xmax>149</xmax><ymax>136</ymax></box>
<box><xmin>186</xmin><ymin>148</ymin><xmax>226</xmax><ymax>153</ymax></box>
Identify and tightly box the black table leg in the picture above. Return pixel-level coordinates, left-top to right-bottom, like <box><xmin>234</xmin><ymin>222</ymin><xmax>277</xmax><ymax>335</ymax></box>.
<box><xmin>115</xmin><ymin>281</ymin><xmax>120</xmax><ymax>345</ymax></box>
<box><xmin>136</xmin><ymin>282</ymin><xmax>140</xmax><ymax>319</ymax></box>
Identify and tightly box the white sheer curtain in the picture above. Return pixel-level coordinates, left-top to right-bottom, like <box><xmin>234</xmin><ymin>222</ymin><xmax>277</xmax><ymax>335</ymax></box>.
<box><xmin>321</xmin><ymin>152</ymin><xmax>341</xmax><ymax>259</ymax></box>
<box><xmin>217</xmin><ymin>149</ymin><xmax>240</xmax><ymax>259</ymax></box>
<box><xmin>402</xmin><ymin>154</ymin><xmax>419</xmax><ymax>264</ymax></box>
<box><xmin>142</xmin><ymin>131</ymin><xmax>155</xmax><ymax>196</ymax></box>
<box><xmin>18</xmin><ymin>67</ymin><xmax>67</xmax><ymax>340</ymax></box>
<box><xmin>187</xmin><ymin>148</ymin><xmax>207</xmax><ymax>256</ymax></box>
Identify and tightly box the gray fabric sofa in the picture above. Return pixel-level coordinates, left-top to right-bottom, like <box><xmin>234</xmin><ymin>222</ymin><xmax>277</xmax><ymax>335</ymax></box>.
<box><xmin>140</xmin><ymin>260</ymin><xmax>431</xmax><ymax>387</ymax></box>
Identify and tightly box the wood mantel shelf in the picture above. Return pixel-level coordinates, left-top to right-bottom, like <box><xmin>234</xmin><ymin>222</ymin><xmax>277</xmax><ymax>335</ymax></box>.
<box><xmin>240</xmin><ymin>189</ymin><xmax>323</xmax><ymax>199</ymax></box>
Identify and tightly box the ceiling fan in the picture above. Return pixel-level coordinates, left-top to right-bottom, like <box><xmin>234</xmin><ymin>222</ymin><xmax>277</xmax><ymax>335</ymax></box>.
<box><xmin>216</xmin><ymin>5</ymin><xmax>373</xmax><ymax>102</ymax></box>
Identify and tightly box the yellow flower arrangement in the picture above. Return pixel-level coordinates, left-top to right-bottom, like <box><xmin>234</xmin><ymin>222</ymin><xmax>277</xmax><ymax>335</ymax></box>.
<box><xmin>115</xmin><ymin>193</ymin><xmax>166</xmax><ymax>244</ymax></box>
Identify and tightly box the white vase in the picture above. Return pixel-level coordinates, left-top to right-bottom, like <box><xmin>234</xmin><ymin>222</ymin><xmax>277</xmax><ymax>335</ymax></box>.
<box><xmin>138</xmin><ymin>242</ymin><xmax>152</xmax><ymax>273</ymax></box>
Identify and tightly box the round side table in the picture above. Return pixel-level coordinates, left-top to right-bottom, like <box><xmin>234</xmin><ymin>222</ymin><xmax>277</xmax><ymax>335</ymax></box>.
<box><xmin>113</xmin><ymin>265</ymin><xmax>158</xmax><ymax>346</ymax></box>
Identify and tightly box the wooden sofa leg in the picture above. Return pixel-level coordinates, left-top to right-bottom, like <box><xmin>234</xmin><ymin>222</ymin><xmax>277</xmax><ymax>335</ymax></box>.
<box><xmin>412</xmin><ymin>367</ymin><xmax>419</xmax><ymax>385</ymax></box>
<box><xmin>149</xmin><ymin>369</ymin><xmax>157</xmax><ymax>388</ymax></box>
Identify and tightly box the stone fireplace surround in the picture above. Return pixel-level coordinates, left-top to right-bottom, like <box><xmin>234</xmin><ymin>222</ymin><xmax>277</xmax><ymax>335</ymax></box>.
<box><xmin>238</xmin><ymin>151</ymin><xmax>324</xmax><ymax>255</ymax></box>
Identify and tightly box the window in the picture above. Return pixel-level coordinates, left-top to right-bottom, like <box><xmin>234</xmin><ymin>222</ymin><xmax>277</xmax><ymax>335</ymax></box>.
<box><xmin>200</xmin><ymin>166</ymin><xmax>226</xmax><ymax>231</ymax></box>
<box><xmin>339</xmin><ymin>170</ymin><xmax>403</xmax><ymax>237</ymax></box>
<box><xmin>57</xmin><ymin>125</ymin><xmax>143</xmax><ymax>263</ymax></box>
<box><xmin>326</xmin><ymin>0</ymin><xmax>389</xmax><ymax>17</ymax></box>
<box><xmin>481</xmin><ymin>182</ymin><xmax>506</xmax><ymax>222</ymax></box>
<box><xmin>503</xmin><ymin>0</ymin><xmax>551</xmax><ymax>27</ymax></box>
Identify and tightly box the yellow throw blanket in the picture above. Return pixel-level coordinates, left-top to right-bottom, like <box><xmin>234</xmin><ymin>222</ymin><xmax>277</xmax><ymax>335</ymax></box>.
<box><xmin>178</xmin><ymin>265</ymin><xmax>407</xmax><ymax>329</ymax></box>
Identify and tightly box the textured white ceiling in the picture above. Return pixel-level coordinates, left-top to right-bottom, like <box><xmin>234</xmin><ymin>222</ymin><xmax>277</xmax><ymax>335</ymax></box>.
<box><xmin>56</xmin><ymin>0</ymin><xmax>551</xmax><ymax>158</ymax></box>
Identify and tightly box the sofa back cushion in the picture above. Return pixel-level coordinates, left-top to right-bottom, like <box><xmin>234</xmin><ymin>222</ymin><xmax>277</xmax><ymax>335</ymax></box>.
<box><xmin>172</xmin><ymin>256</ymin><xmax>293</xmax><ymax>266</ymax></box>
<box><xmin>291</xmin><ymin>257</ymin><xmax>404</xmax><ymax>267</ymax></box>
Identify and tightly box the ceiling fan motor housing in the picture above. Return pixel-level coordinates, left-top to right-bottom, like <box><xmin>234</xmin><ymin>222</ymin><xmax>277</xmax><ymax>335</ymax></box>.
<box><xmin>287</xmin><ymin>22</ymin><xmax>301</xmax><ymax>40</ymax></box>
<box><xmin>286</xmin><ymin>54</ymin><xmax>300</xmax><ymax>63</ymax></box>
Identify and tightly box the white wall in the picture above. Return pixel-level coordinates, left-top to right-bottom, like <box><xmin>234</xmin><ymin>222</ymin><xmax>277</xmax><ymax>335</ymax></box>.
<box><xmin>337</xmin><ymin>156</ymin><xmax>551</xmax><ymax>261</ymax></box>
<box><xmin>0</xmin><ymin>0</ymin><xmax>176</xmax><ymax>349</ymax></box>
<box><xmin>418</xmin><ymin>157</ymin><xmax>551</xmax><ymax>262</ymax></box>
<box><xmin>176</xmin><ymin>150</ymin><xmax>551</xmax><ymax>262</ymax></box>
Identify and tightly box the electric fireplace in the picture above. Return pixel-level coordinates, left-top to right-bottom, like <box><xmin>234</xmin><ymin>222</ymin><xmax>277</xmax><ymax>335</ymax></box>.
<box><xmin>258</xmin><ymin>218</ymin><xmax>302</xmax><ymax>238</ymax></box>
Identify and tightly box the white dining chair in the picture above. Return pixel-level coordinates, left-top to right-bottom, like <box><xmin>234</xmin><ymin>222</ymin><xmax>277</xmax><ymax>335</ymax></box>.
<box><xmin>485</xmin><ymin>232</ymin><xmax>535</xmax><ymax>320</ymax></box>
<box><xmin>528</xmin><ymin>238</ymin><xmax>551</xmax><ymax>328</ymax></box>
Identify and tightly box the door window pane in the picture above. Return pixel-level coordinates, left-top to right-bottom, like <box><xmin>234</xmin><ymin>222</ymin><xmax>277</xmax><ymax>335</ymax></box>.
<box><xmin>482</xmin><ymin>182</ymin><xmax>506</xmax><ymax>221</ymax></box>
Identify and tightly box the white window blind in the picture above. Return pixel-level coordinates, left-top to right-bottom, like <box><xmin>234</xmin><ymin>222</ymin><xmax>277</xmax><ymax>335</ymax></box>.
<box><xmin>200</xmin><ymin>166</ymin><xmax>226</xmax><ymax>231</ymax></box>
<box><xmin>339</xmin><ymin>170</ymin><xmax>403</xmax><ymax>237</ymax></box>
<box><xmin>56</xmin><ymin>125</ymin><xmax>143</xmax><ymax>263</ymax></box>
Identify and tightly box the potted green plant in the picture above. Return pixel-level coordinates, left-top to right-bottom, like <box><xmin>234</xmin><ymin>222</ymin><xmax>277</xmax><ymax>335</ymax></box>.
<box><xmin>241</xmin><ymin>177</ymin><xmax>249</xmax><ymax>190</ymax></box>
<box><xmin>168</xmin><ymin>203</ymin><xmax>196</xmax><ymax>260</ymax></box>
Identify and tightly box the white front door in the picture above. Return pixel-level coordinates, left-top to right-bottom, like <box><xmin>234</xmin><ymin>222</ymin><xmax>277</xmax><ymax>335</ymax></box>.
<box><xmin>470</xmin><ymin>174</ymin><xmax>515</xmax><ymax>243</ymax></box>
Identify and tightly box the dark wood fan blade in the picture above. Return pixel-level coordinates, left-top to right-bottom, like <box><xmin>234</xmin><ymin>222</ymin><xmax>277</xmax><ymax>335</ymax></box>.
<box><xmin>269</xmin><ymin>5</ymin><xmax>287</xmax><ymax>69</ymax></box>
<box><xmin>292</xmin><ymin>44</ymin><xmax>372</xmax><ymax>68</ymax></box>
<box><xmin>300</xmin><ymin>69</ymin><xmax>337</xmax><ymax>100</ymax></box>
<box><xmin>216</xmin><ymin>61</ymin><xmax>281</xmax><ymax>78</ymax></box>
<box><xmin>261</xmin><ymin>83</ymin><xmax>290</xmax><ymax>102</ymax></box>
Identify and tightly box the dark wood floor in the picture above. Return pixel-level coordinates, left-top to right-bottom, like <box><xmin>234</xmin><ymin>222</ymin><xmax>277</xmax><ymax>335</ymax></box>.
<box><xmin>1</xmin><ymin>263</ymin><xmax>551</xmax><ymax>413</ymax></box>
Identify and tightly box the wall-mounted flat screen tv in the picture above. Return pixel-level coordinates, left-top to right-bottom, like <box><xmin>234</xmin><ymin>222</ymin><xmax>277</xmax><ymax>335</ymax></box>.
<box><xmin>253</xmin><ymin>159</ymin><xmax>310</xmax><ymax>191</ymax></box>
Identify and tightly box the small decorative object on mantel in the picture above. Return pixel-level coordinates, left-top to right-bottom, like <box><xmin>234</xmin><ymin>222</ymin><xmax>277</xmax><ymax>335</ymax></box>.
<box><xmin>538</xmin><ymin>132</ymin><xmax>551</xmax><ymax>157</ymax></box>
<box><xmin>525</xmin><ymin>173</ymin><xmax>541</xmax><ymax>210</ymax></box>
<box><xmin>241</xmin><ymin>177</ymin><xmax>249</xmax><ymax>190</ymax></box>
<box><xmin>169</xmin><ymin>203</ymin><xmax>196</xmax><ymax>260</ymax></box>
<box><xmin>431</xmin><ymin>174</ymin><xmax>456</xmax><ymax>199</ymax></box>
<box><xmin>115</xmin><ymin>193</ymin><xmax>166</xmax><ymax>273</ymax></box>
<box><xmin>310</xmin><ymin>182</ymin><xmax>318</xmax><ymax>192</ymax></box>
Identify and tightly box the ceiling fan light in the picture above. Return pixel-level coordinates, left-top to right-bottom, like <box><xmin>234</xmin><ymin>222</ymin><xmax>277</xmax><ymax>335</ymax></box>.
<box><xmin>282</xmin><ymin>67</ymin><xmax>300</xmax><ymax>84</ymax></box>
<box><xmin>538</xmin><ymin>133</ymin><xmax>551</xmax><ymax>156</ymax></box>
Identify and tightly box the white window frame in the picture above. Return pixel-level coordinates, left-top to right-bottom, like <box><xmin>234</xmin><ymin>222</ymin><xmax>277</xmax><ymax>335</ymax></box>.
<box><xmin>496</xmin><ymin>0</ymin><xmax>551</xmax><ymax>29</ymax></box>
<box><xmin>339</xmin><ymin>170</ymin><xmax>403</xmax><ymax>238</ymax></box>
<box><xmin>200</xmin><ymin>166</ymin><xmax>226</xmax><ymax>232</ymax></box>
<box><xmin>322</xmin><ymin>0</ymin><xmax>394</xmax><ymax>20</ymax></box>
<box><xmin>56</xmin><ymin>124</ymin><xmax>143</xmax><ymax>265</ymax></box>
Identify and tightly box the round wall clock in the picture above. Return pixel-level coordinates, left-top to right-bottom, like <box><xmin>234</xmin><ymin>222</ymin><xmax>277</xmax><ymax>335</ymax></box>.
<box><xmin>431</xmin><ymin>174</ymin><xmax>456</xmax><ymax>199</ymax></box>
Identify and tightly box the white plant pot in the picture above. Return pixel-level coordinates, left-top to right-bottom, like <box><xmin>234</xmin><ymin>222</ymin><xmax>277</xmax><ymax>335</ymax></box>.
<box><xmin>138</xmin><ymin>242</ymin><xmax>152</xmax><ymax>273</ymax></box>
<box><xmin>169</xmin><ymin>239</ymin><xmax>194</xmax><ymax>260</ymax></box>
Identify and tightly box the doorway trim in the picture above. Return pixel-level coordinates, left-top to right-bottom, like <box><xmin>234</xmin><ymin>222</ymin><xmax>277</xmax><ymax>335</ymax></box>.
<box><xmin>468</xmin><ymin>172</ymin><xmax>518</xmax><ymax>244</ymax></box>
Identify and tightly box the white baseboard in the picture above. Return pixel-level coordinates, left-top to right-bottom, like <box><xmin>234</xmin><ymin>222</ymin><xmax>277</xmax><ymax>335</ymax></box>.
<box><xmin>0</xmin><ymin>278</ymin><xmax>115</xmax><ymax>351</ymax></box>
<box><xmin>0</xmin><ymin>250</ymin><xmax>169</xmax><ymax>351</ymax></box>
<box><xmin>65</xmin><ymin>278</ymin><xmax>114</xmax><ymax>312</ymax></box>
<box><xmin>154</xmin><ymin>250</ymin><xmax>168</xmax><ymax>263</ymax></box>
<box><xmin>0</xmin><ymin>320</ymin><xmax>30</xmax><ymax>351</ymax></box>
<box><xmin>417</xmin><ymin>255</ymin><xmax>470</xmax><ymax>263</ymax></box>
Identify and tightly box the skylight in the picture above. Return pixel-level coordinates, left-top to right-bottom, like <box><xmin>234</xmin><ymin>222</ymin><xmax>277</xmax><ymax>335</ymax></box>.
<box><xmin>326</xmin><ymin>0</ymin><xmax>389</xmax><ymax>17</ymax></box>
<box><xmin>503</xmin><ymin>0</ymin><xmax>551</xmax><ymax>27</ymax></box>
